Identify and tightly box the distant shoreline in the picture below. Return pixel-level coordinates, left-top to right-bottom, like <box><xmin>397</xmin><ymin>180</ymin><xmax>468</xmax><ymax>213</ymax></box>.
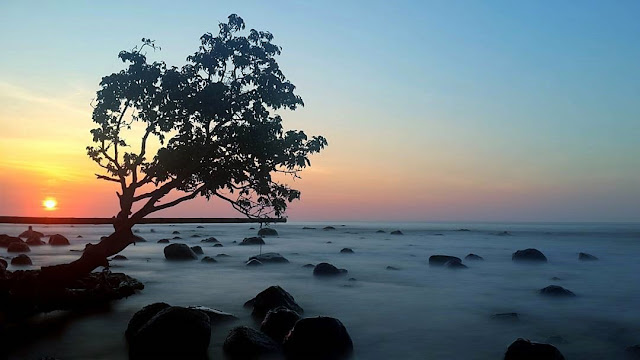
<box><xmin>0</xmin><ymin>216</ymin><xmax>286</xmax><ymax>225</ymax></box>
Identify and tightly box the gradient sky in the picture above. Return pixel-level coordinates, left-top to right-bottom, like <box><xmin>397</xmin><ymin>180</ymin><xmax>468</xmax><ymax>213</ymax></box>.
<box><xmin>1</xmin><ymin>0</ymin><xmax>639</xmax><ymax>222</ymax></box>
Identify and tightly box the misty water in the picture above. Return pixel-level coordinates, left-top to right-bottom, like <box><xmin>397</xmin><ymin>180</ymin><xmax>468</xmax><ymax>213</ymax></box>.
<box><xmin>2</xmin><ymin>222</ymin><xmax>640</xmax><ymax>359</ymax></box>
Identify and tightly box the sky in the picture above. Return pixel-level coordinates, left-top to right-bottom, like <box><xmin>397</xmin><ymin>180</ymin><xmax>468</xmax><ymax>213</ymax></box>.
<box><xmin>0</xmin><ymin>0</ymin><xmax>639</xmax><ymax>222</ymax></box>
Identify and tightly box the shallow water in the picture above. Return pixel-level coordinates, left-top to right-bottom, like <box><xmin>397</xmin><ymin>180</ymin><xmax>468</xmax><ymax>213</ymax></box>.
<box><xmin>2</xmin><ymin>222</ymin><xmax>640</xmax><ymax>359</ymax></box>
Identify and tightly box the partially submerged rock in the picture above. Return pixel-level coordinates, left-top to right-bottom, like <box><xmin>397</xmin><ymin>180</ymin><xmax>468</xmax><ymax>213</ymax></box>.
<box><xmin>323</xmin><ymin>226</ymin><xmax>336</xmax><ymax>230</ymax></box>
<box><xmin>244</xmin><ymin>285</ymin><xmax>303</xmax><ymax>319</ymax></box>
<box><xmin>429</xmin><ymin>255</ymin><xmax>462</xmax><ymax>266</ymax></box>
<box><xmin>0</xmin><ymin>235</ymin><xmax>24</xmax><ymax>248</ymax></box>
<box><xmin>465</xmin><ymin>253</ymin><xmax>484</xmax><ymax>261</ymax></box>
<box><xmin>201</xmin><ymin>256</ymin><xmax>217</xmax><ymax>263</ymax></box>
<box><xmin>11</xmin><ymin>254</ymin><xmax>32</xmax><ymax>265</ymax></box>
<box><xmin>112</xmin><ymin>255</ymin><xmax>128</xmax><ymax>261</ymax></box>
<box><xmin>302</xmin><ymin>263</ymin><xmax>315</xmax><ymax>268</ymax></box>
<box><xmin>201</xmin><ymin>237</ymin><xmax>220</xmax><ymax>243</ymax></box>
<box><xmin>7</xmin><ymin>242</ymin><xmax>30</xmax><ymax>253</ymax></box>
<box><xmin>249</xmin><ymin>252</ymin><xmax>289</xmax><ymax>263</ymax></box>
<box><xmin>313</xmin><ymin>262</ymin><xmax>347</xmax><ymax>277</ymax></box>
<box><xmin>390</xmin><ymin>230</ymin><xmax>403</xmax><ymax>235</ymax></box>
<box><xmin>261</xmin><ymin>306</ymin><xmax>301</xmax><ymax>343</ymax></box>
<box><xmin>283</xmin><ymin>316</ymin><xmax>354</xmax><ymax>360</ymax></box>
<box><xmin>504</xmin><ymin>338</ymin><xmax>565</xmax><ymax>360</ymax></box>
<box><xmin>539</xmin><ymin>285</ymin><xmax>576</xmax><ymax>297</ymax></box>
<box><xmin>163</xmin><ymin>244</ymin><xmax>198</xmax><ymax>260</ymax></box>
<box><xmin>491</xmin><ymin>312</ymin><xmax>519</xmax><ymax>320</ymax></box>
<box><xmin>578</xmin><ymin>252</ymin><xmax>598</xmax><ymax>261</ymax></box>
<box><xmin>258</xmin><ymin>228</ymin><xmax>278</xmax><ymax>236</ymax></box>
<box><xmin>386</xmin><ymin>266</ymin><xmax>400</xmax><ymax>270</ymax></box>
<box><xmin>26</xmin><ymin>235</ymin><xmax>46</xmax><ymax>246</ymax></box>
<box><xmin>340</xmin><ymin>248</ymin><xmax>354</xmax><ymax>254</ymax></box>
<box><xmin>240</xmin><ymin>236</ymin><xmax>266</xmax><ymax>246</ymax></box>
<box><xmin>190</xmin><ymin>245</ymin><xmax>204</xmax><ymax>255</ymax></box>
<box><xmin>187</xmin><ymin>305</ymin><xmax>237</xmax><ymax>323</ymax></box>
<box><xmin>246</xmin><ymin>259</ymin><xmax>263</xmax><ymax>267</ymax></box>
<box><xmin>223</xmin><ymin>326</ymin><xmax>282</xmax><ymax>360</ymax></box>
<box><xmin>444</xmin><ymin>258</ymin><xmax>468</xmax><ymax>269</ymax></box>
<box><xmin>512</xmin><ymin>248</ymin><xmax>547</xmax><ymax>262</ymax></box>
<box><xmin>49</xmin><ymin>234</ymin><xmax>70</xmax><ymax>246</ymax></box>
<box><xmin>157</xmin><ymin>239</ymin><xmax>170</xmax><ymax>243</ymax></box>
<box><xmin>18</xmin><ymin>226</ymin><xmax>44</xmax><ymax>238</ymax></box>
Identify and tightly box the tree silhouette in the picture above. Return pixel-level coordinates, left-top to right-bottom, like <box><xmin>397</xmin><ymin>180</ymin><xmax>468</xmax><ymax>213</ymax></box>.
<box><xmin>40</xmin><ymin>14</ymin><xmax>326</xmax><ymax>282</ymax></box>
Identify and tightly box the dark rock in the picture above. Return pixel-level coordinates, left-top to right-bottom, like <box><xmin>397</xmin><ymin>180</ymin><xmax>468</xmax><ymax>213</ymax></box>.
<box><xmin>258</xmin><ymin>228</ymin><xmax>278</xmax><ymax>236</ymax></box>
<box><xmin>172</xmin><ymin>231</ymin><xmax>180</xmax><ymax>234</ymax></box>
<box><xmin>429</xmin><ymin>255</ymin><xmax>462</xmax><ymax>266</ymax></box>
<box><xmin>458</xmin><ymin>228</ymin><xmax>471</xmax><ymax>231</ymax></box>
<box><xmin>261</xmin><ymin>306</ymin><xmax>301</xmax><ymax>343</ymax></box>
<box><xmin>240</xmin><ymin>236</ymin><xmax>265</xmax><ymax>246</ymax></box>
<box><xmin>0</xmin><ymin>235</ymin><xmax>23</xmax><ymax>247</ymax></box>
<box><xmin>163</xmin><ymin>243</ymin><xmax>198</xmax><ymax>260</ymax></box>
<box><xmin>283</xmin><ymin>316</ymin><xmax>353</xmax><ymax>360</ymax></box>
<box><xmin>112</xmin><ymin>255</ymin><xmax>128</xmax><ymax>260</ymax></box>
<box><xmin>190</xmin><ymin>234</ymin><xmax>201</xmax><ymax>238</ymax></box>
<box><xmin>326</xmin><ymin>241</ymin><xmax>332</xmax><ymax>244</ymax></box>
<box><xmin>8</xmin><ymin>242</ymin><xmax>30</xmax><ymax>253</ymax></box>
<box><xmin>313</xmin><ymin>262</ymin><xmax>347</xmax><ymax>277</ymax></box>
<box><xmin>302</xmin><ymin>263</ymin><xmax>315</xmax><ymax>268</ymax></box>
<box><xmin>504</xmin><ymin>338</ymin><xmax>565</xmax><ymax>360</ymax></box>
<box><xmin>246</xmin><ymin>259</ymin><xmax>263</xmax><ymax>267</ymax></box>
<box><xmin>133</xmin><ymin>229</ymin><xmax>140</xmax><ymax>233</ymax></box>
<box><xmin>125</xmin><ymin>302</ymin><xmax>171</xmax><ymax>341</ymax></box>
<box><xmin>213</xmin><ymin>243</ymin><xmax>223</xmax><ymax>247</ymax></box>
<box><xmin>11</xmin><ymin>254</ymin><xmax>33</xmax><ymax>266</ymax></box>
<box><xmin>302</xmin><ymin>226</ymin><xmax>316</xmax><ymax>230</ymax></box>
<box><xmin>512</xmin><ymin>248</ymin><xmax>547</xmax><ymax>263</ymax></box>
<box><xmin>187</xmin><ymin>305</ymin><xmax>237</xmax><ymax>322</ymax></box>
<box><xmin>444</xmin><ymin>258</ymin><xmax>468</xmax><ymax>269</ymax></box>
<box><xmin>157</xmin><ymin>239</ymin><xmax>170</xmax><ymax>243</ymax></box>
<box><xmin>18</xmin><ymin>226</ymin><xmax>44</xmax><ymax>238</ymax></box>
<box><xmin>491</xmin><ymin>312</ymin><xmax>519</xmax><ymax>320</ymax></box>
<box><xmin>201</xmin><ymin>237</ymin><xmax>220</xmax><ymax>243</ymax></box>
<box><xmin>0</xmin><ymin>258</ymin><xmax>7</xmax><ymax>269</ymax></box>
<box><xmin>196</xmin><ymin>225</ymin><xmax>204</xmax><ymax>228</ymax></box>
<box><xmin>579</xmin><ymin>252</ymin><xmax>598</xmax><ymax>261</ymax></box>
<box><xmin>223</xmin><ymin>326</ymin><xmax>282</xmax><ymax>360</ymax></box>
<box><xmin>340</xmin><ymin>248</ymin><xmax>354</xmax><ymax>254</ymax></box>
<box><xmin>390</xmin><ymin>230</ymin><xmax>403</xmax><ymax>235</ymax></box>
<box><xmin>150</xmin><ymin>229</ymin><xmax>155</xmax><ymax>233</ymax></box>
<box><xmin>128</xmin><ymin>306</ymin><xmax>211</xmax><ymax>358</ymax></box>
<box><xmin>539</xmin><ymin>285</ymin><xmax>576</xmax><ymax>297</ymax></box>
<box><xmin>244</xmin><ymin>285</ymin><xmax>303</xmax><ymax>319</ymax></box>
<box><xmin>249</xmin><ymin>252</ymin><xmax>289</xmax><ymax>263</ymax></box>
<box><xmin>323</xmin><ymin>226</ymin><xmax>336</xmax><ymax>230</ymax></box>
<box><xmin>76</xmin><ymin>235</ymin><xmax>83</xmax><ymax>238</ymax></box>
<box><xmin>190</xmin><ymin>246</ymin><xmax>204</xmax><ymax>255</ymax></box>
<box><xmin>249</xmin><ymin>227</ymin><xmax>256</xmax><ymax>230</ymax></box>
<box><xmin>201</xmin><ymin>256</ymin><xmax>217</xmax><ymax>263</ymax></box>
<box><xmin>26</xmin><ymin>235</ymin><xmax>46</xmax><ymax>246</ymax></box>
<box><xmin>133</xmin><ymin>235</ymin><xmax>146</xmax><ymax>242</ymax></box>
<box><xmin>49</xmin><ymin>234</ymin><xmax>70</xmax><ymax>246</ymax></box>
<box><xmin>386</xmin><ymin>266</ymin><xmax>400</xmax><ymax>270</ymax></box>
<box><xmin>216</xmin><ymin>253</ymin><xmax>230</xmax><ymax>257</ymax></box>
<box><xmin>376</xmin><ymin>230</ymin><xmax>385</xmax><ymax>233</ymax></box>
<box><xmin>348</xmin><ymin>278</ymin><xmax>357</xmax><ymax>281</ymax></box>
<box><xmin>172</xmin><ymin>236</ymin><xmax>182</xmax><ymax>240</ymax></box>
<box><xmin>465</xmin><ymin>253</ymin><xmax>484</xmax><ymax>261</ymax></box>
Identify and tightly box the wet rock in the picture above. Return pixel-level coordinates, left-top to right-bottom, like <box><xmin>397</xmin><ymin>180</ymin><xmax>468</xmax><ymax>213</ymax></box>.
<box><xmin>201</xmin><ymin>237</ymin><xmax>220</xmax><ymax>243</ymax></box>
<box><xmin>196</xmin><ymin>225</ymin><xmax>204</xmax><ymax>228</ymax></box>
<box><xmin>216</xmin><ymin>253</ymin><xmax>230</xmax><ymax>257</ymax></box>
<box><xmin>190</xmin><ymin>234</ymin><xmax>201</xmax><ymax>238</ymax></box>
<box><xmin>18</xmin><ymin>226</ymin><xmax>44</xmax><ymax>238</ymax></box>
<box><xmin>504</xmin><ymin>338</ymin><xmax>565</xmax><ymax>360</ymax></box>
<box><xmin>283</xmin><ymin>316</ymin><xmax>354</xmax><ymax>360</ymax></box>
<box><xmin>172</xmin><ymin>236</ymin><xmax>182</xmax><ymax>240</ymax></box>
<box><xmin>512</xmin><ymin>248</ymin><xmax>547</xmax><ymax>263</ymax></box>
<box><xmin>249</xmin><ymin>252</ymin><xmax>289</xmax><ymax>263</ymax></box>
<box><xmin>76</xmin><ymin>235</ymin><xmax>83</xmax><ymax>238</ymax></box>
<box><xmin>0</xmin><ymin>235</ymin><xmax>23</xmax><ymax>248</ymax></box>
<box><xmin>240</xmin><ymin>237</ymin><xmax>266</xmax><ymax>246</ymax></box>
<box><xmin>187</xmin><ymin>305</ymin><xmax>237</xmax><ymax>322</ymax></box>
<box><xmin>491</xmin><ymin>312</ymin><xmax>519</xmax><ymax>320</ymax></box>
<box><xmin>172</xmin><ymin>231</ymin><xmax>180</xmax><ymax>234</ymax></box>
<box><xmin>112</xmin><ymin>255</ymin><xmax>128</xmax><ymax>261</ymax></box>
<box><xmin>201</xmin><ymin>256</ymin><xmax>217</xmax><ymax>263</ymax></box>
<box><xmin>539</xmin><ymin>285</ymin><xmax>576</xmax><ymax>297</ymax></box>
<box><xmin>429</xmin><ymin>255</ymin><xmax>462</xmax><ymax>266</ymax></box>
<box><xmin>386</xmin><ymin>266</ymin><xmax>400</xmax><ymax>270</ymax></box>
<box><xmin>323</xmin><ymin>226</ymin><xmax>336</xmax><ymax>230</ymax></box>
<box><xmin>302</xmin><ymin>263</ymin><xmax>315</xmax><ymax>268</ymax></box>
<box><xmin>7</xmin><ymin>242</ymin><xmax>30</xmax><ymax>253</ymax></box>
<box><xmin>302</xmin><ymin>226</ymin><xmax>316</xmax><ymax>230</ymax></box>
<box><xmin>258</xmin><ymin>228</ymin><xmax>278</xmax><ymax>236</ymax></box>
<box><xmin>190</xmin><ymin>246</ymin><xmax>204</xmax><ymax>255</ymax></box>
<box><xmin>26</xmin><ymin>235</ymin><xmax>46</xmax><ymax>246</ymax></box>
<box><xmin>49</xmin><ymin>234</ymin><xmax>70</xmax><ymax>246</ymax></box>
<box><xmin>125</xmin><ymin>302</ymin><xmax>171</xmax><ymax>341</ymax></box>
<box><xmin>313</xmin><ymin>262</ymin><xmax>347</xmax><ymax>277</ymax></box>
<box><xmin>157</xmin><ymin>239</ymin><xmax>170</xmax><ymax>243</ymax></box>
<box><xmin>246</xmin><ymin>259</ymin><xmax>263</xmax><ymax>267</ymax></box>
<box><xmin>213</xmin><ymin>243</ymin><xmax>223</xmax><ymax>247</ymax></box>
<box><xmin>163</xmin><ymin>243</ymin><xmax>198</xmax><ymax>260</ymax></box>
<box><xmin>244</xmin><ymin>285</ymin><xmax>303</xmax><ymax>319</ymax></box>
<box><xmin>128</xmin><ymin>306</ymin><xmax>211</xmax><ymax>358</ymax></box>
<box><xmin>261</xmin><ymin>306</ymin><xmax>301</xmax><ymax>343</ymax></box>
<box><xmin>223</xmin><ymin>326</ymin><xmax>282</xmax><ymax>360</ymax></box>
<box><xmin>444</xmin><ymin>258</ymin><xmax>468</xmax><ymax>269</ymax></box>
<box><xmin>579</xmin><ymin>252</ymin><xmax>598</xmax><ymax>261</ymax></box>
<box><xmin>376</xmin><ymin>230</ymin><xmax>385</xmax><ymax>233</ymax></box>
<box><xmin>340</xmin><ymin>248</ymin><xmax>354</xmax><ymax>254</ymax></box>
<box><xmin>465</xmin><ymin>253</ymin><xmax>484</xmax><ymax>261</ymax></box>
<box><xmin>11</xmin><ymin>254</ymin><xmax>33</xmax><ymax>265</ymax></box>
<box><xmin>390</xmin><ymin>230</ymin><xmax>403</xmax><ymax>235</ymax></box>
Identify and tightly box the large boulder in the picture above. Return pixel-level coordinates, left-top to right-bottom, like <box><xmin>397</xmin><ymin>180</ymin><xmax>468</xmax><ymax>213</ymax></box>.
<box><xmin>7</xmin><ymin>242</ymin><xmax>30</xmax><ymax>253</ymax></box>
<box><xmin>512</xmin><ymin>248</ymin><xmax>547</xmax><ymax>262</ymax></box>
<box><xmin>283</xmin><ymin>317</ymin><xmax>354</xmax><ymax>360</ymax></box>
<box><xmin>261</xmin><ymin>306</ymin><xmax>301</xmax><ymax>343</ymax></box>
<box><xmin>313</xmin><ymin>263</ymin><xmax>347</xmax><ymax>276</ymax></box>
<box><xmin>258</xmin><ymin>228</ymin><xmax>279</xmax><ymax>236</ymax></box>
<box><xmin>127</xmin><ymin>306</ymin><xmax>211</xmax><ymax>358</ymax></box>
<box><xmin>163</xmin><ymin>243</ymin><xmax>198</xmax><ymax>260</ymax></box>
<box><xmin>0</xmin><ymin>235</ymin><xmax>23</xmax><ymax>248</ymax></box>
<box><xmin>240</xmin><ymin>236</ymin><xmax>266</xmax><ymax>245</ymax></box>
<box><xmin>429</xmin><ymin>255</ymin><xmax>462</xmax><ymax>266</ymax></box>
<box><xmin>539</xmin><ymin>285</ymin><xmax>576</xmax><ymax>297</ymax></box>
<box><xmin>244</xmin><ymin>286</ymin><xmax>304</xmax><ymax>319</ymax></box>
<box><xmin>504</xmin><ymin>338</ymin><xmax>565</xmax><ymax>360</ymax></box>
<box><xmin>125</xmin><ymin>302</ymin><xmax>171</xmax><ymax>341</ymax></box>
<box><xmin>11</xmin><ymin>254</ymin><xmax>32</xmax><ymax>266</ymax></box>
<box><xmin>578</xmin><ymin>252</ymin><xmax>598</xmax><ymax>261</ymax></box>
<box><xmin>249</xmin><ymin>253</ymin><xmax>289</xmax><ymax>264</ymax></box>
<box><xmin>18</xmin><ymin>226</ymin><xmax>44</xmax><ymax>238</ymax></box>
<box><xmin>223</xmin><ymin>326</ymin><xmax>282</xmax><ymax>360</ymax></box>
<box><xmin>26</xmin><ymin>235</ymin><xmax>46</xmax><ymax>246</ymax></box>
<box><xmin>49</xmin><ymin>234</ymin><xmax>70</xmax><ymax>246</ymax></box>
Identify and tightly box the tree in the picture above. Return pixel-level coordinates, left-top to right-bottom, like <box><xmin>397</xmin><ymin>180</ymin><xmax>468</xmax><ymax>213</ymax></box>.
<box><xmin>40</xmin><ymin>14</ymin><xmax>326</xmax><ymax>283</ymax></box>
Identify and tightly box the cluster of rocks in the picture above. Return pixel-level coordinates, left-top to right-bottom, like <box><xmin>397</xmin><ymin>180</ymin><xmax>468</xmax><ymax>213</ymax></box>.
<box><xmin>1</xmin><ymin>228</ymin><xmax>73</xmax><ymax>267</ymax></box>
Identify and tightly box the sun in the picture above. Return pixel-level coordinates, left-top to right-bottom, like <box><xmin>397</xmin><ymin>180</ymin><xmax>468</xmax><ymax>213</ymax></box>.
<box><xmin>43</xmin><ymin>198</ymin><xmax>57</xmax><ymax>211</ymax></box>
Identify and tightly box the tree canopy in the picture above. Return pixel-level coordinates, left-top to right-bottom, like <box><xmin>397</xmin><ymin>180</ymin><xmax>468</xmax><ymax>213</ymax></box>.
<box><xmin>87</xmin><ymin>14</ymin><xmax>327</xmax><ymax>227</ymax></box>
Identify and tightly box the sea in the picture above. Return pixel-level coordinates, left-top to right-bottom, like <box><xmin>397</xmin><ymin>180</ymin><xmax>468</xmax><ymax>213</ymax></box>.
<box><xmin>2</xmin><ymin>222</ymin><xmax>640</xmax><ymax>359</ymax></box>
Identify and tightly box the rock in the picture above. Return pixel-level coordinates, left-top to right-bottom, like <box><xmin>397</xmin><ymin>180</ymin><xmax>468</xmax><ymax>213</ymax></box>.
<box><xmin>18</xmin><ymin>226</ymin><xmax>44</xmax><ymax>238</ymax></box>
<box><xmin>246</xmin><ymin>259</ymin><xmax>263</xmax><ymax>266</ymax></box>
<box><xmin>172</xmin><ymin>231</ymin><xmax>180</xmax><ymax>234</ymax></box>
<box><xmin>77</xmin><ymin>235</ymin><xmax>83</xmax><ymax>238</ymax></box>
<box><xmin>302</xmin><ymin>226</ymin><xmax>316</xmax><ymax>229</ymax></box>
<box><xmin>190</xmin><ymin>246</ymin><xmax>204</xmax><ymax>255</ymax></box>
<box><xmin>163</xmin><ymin>243</ymin><xmax>198</xmax><ymax>260</ymax></box>
<box><xmin>313</xmin><ymin>262</ymin><xmax>347</xmax><ymax>277</ymax></box>
<box><xmin>302</xmin><ymin>264</ymin><xmax>315</xmax><ymax>268</ymax></box>
<box><xmin>223</xmin><ymin>326</ymin><xmax>282</xmax><ymax>360</ymax></box>
<box><xmin>458</xmin><ymin>228</ymin><xmax>470</xmax><ymax>231</ymax></box>
<box><xmin>112</xmin><ymin>255</ymin><xmax>128</xmax><ymax>260</ymax></box>
<box><xmin>249</xmin><ymin>252</ymin><xmax>289</xmax><ymax>263</ymax></box>
<box><xmin>216</xmin><ymin>253</ymin><xmax>231</xmax><ymax>257</ymax></box>
<box><xmin>201</xmin><ymin>237</ymin><xmax>220</xmax><ymax>243</ymax></box>
<box><xmin>512</xmin><ymin>248</ymin><xmax>547</xmax><ymax>263</ymax></box>
<box><xmin>390</xmin><ymin>230</ymin><xmax>403</xmax><ymax>235</ymax></box>
<box><xmin>504</xmin><ymin>338</ymin><xmax>565</xmax><ymax>360</ymax></box>
<box><xmin>283</xmin><ymin>316</ymin><xmax>354</xmax><ymax>360</ymax></box>
<box><xmin>539</xmin><ymin>285</ymin><xmax>576</xmax><ymax>297</ymax></box>
<box><xmin>125</xmin><ymin>302</ymin><xmax>171</xmax><ymax>341</ymax></box>
<box><xmin>261</xmin><ymin>306</ymin><xmax>301</xmax><ymax>343</ymax></box>
<box><xmin>249</xmin><ymin>227</ymin><xmax>256</xmax><ymax>230</ymax></box>
<box><xmin>579</xmin><ymin>252</ymin><xmax>598</xmax><ymax>261</ymax></box>
<box><xmin>240</xmin><ymin>236</ymin><xmax>265</xmax><ymax>245</ymax></box>
<box><xmin>11</xmin><ymin>254</ymin><xmax>32</xmax><ymax>266</ymax></box>
<box><xmin>444</xmin><ymin>258</ymin><xmax>468</xmax><ymax>269</ymax></box>
<box><xmin>244</xmin><ymin>285</ymin><xmax>303</xmax><ymax>319</ymax></box>
<box><xmin>190</xmin><ymin>234</ymin><xmax>201</xmax><ymax>238</ymax></box>
<box><xmin>49</xmin><ymin>234</ymin><xmax>70</xmax><ymax>246</ymax></box>
<box><xmin>26</xmin><ymin>235</ymin><xmax>46</xmax><ymax>246</ymax></box>
<box><xmin>196</xmin><ymin>225</ymin><xmax>204</xmax><ymax>228</ymax></box>
<box><xmin>0</xmin><ymin>258</ymin><xmax>7</xmax><ymax>269</ymax></box>
<box><xmin>491</xmin><ymin>312</ymin><xmax>519</xmax><ymax>320</ymax></box>
<box><xmin>340</xmin><ymin>248</ymin><xmax>354</xmax><ymax>254</ymax></box>
<box><xmin>7</xmin><ymin>242</ymin><xmax>30</xmax><ymax>253</ymax></box>
<box><xmin>172</xmin><ymin>236</ymin><xmax>182</xmax><ymax>240</ymax></box>
<box><xmin>133</xmin><ymin>229</ymin><xmax>140</xmax><ymax>233</ymax></box>
<box><xmin>0</xmin><ymin>235</ymin><xmax>24</xmax><ymax>247</ymax></box>
<box><xmin>258</xmin><ymin>228</ymin><xmax>278</xmax><ymax>236</ymax></box>
<box><xmin>187</xmin><ymin>305</ymin><xmax>237</xmax><ymax>322</ymax></box>
<box><xmin>157</xmin><ymin>239</ymin><xmax>170</xmax><ymax>243</ymax></box>
<box><xmin>323</xmin><ymin>226</ymin><xmax>336</xmax><ymax>230</ymax></box>
<box><xmin>326</xmin><ymin>241</ymin><xmax>332</xmax><ymax>244</ymax></box>
<box><xmin>128</xmin><ymin>306</ymin><xmax>211</xmax><ymax>358</ymax></box>
<box><xmin>348</xmin><ymin>278</ymin><xmax>357</xmax><ymax>281</ymax></box>
<box><xmin>386</xmin><ymin>266</ymin><xmax>400</xmax><ymax>270</ymax></box>
<box><xmin>201</xmin><ymin>256</ymin><xmax>217</xmax><ymax>263</ymax></box>
<box><xmin>133</xmin><ymin>235</ymin><xmax>146</xmax><ymax>242</ymax></box>
<box><xmin>429</xmin><ymin>255</ymin><xmax>462</xmax><ymax>266</ymax></box>
<box><xmin>376</xmin><ymin>230</ymin><xmax>385</xmax><ymax>233</ymax></box>
<box><xmin>465</xmin><ymin>253</ymin><xmax>484</xmax><ymax>261</ymax></box>
<box><xmin>150</xmin><ymin>229</ymin><xmax>155</xmax><ymax>233</ymax></box>
<box><xmin>213</xmin><ymin>243</ymin><xmax>223</xmax><ymax>247</ymax></box>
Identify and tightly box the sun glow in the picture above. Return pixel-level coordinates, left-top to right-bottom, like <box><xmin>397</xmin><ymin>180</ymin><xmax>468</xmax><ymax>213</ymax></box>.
<box><xmin>43</xmin><ymin>198</ymin><xmax>57</xmax><ymax>211</ymax></box>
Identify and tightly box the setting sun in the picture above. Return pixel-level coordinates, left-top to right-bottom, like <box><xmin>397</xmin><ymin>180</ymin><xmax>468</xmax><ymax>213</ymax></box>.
<box><xmin>43</xmin><ymin>198</ymin><xmax>57</xmax><ymax>210</ymax></box>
